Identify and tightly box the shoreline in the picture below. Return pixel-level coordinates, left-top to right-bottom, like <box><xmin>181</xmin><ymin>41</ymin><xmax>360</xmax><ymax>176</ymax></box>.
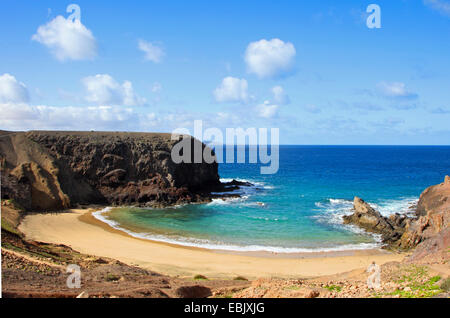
<box><xmin>18</xmin><ymin>208</ymin><xmax>408</xmax><ymax>279</ymax></box>
<box><xmin>91</xmin><ymin>207</ymin><xmax>388</xmax><ymax>258</ymax></box>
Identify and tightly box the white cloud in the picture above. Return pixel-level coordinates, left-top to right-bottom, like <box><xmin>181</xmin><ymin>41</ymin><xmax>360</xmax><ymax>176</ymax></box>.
<box><xmin>256</xmin><ymin>100</ymin><xmax>279</xmax><ymax>118</ymax></box>
<box><xmin>32</xmin><ymin>16</ymin><xmax>97</xmax><ymax>61</ymax></box>
<box><xmin>213</xmin><ymin>77</ymin><xmax>249</xmax><ymax>103</ymax></box>
<box><xmin>0</xmin><ymin>102</ymin><xmax>39</xmax><ymax>121</ymax></box>
<box><xmin>82</xmin><ymin>74</ymin><xmax>146</xmax><ymax>106</ymax></box>
<box><xmin>377</xmin><ymin>82</ymin><xmax>418</xmax><ymax>99</ymax></box>
<box><xmin>424</xmin><ymin>0</ymin><xmax>450</xmax><ymax>16</ymax></box>
<box><xmin>271</xmin><ymin>85</ymin><xmax>290</xmax><ymax>105</ymax></box>
<box><xmin>138</xmin><ymin>40</ymin><xmax>165</xmax><ymax>63</ymax></box>
<box><xmin>0</xmin><ymin>103</ymin><xmax>143</xmax><ymax>131</ymax></box>
<box><xmin>245</xmin><ymin>38</ymin><xmax>296</xmax><ymax>79</ymax></box>
<box><xmin>0</xmin><ymin>73</ymin><xmax>29</xmax><ymax>103</ymax></box>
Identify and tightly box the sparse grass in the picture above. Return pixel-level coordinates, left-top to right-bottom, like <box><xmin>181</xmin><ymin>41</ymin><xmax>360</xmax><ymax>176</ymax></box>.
<box><xmin>324</xmin><ymin>285</ymin><xmax>342</xmax><ymax>292</ymax></box>
<box><xmin>396</xmin><ymin>265</ymin><xmax>428</xmax><ymax>284</ymax></box>
<box><xmin>385</xmin><ymin>266</ymin><xmax>444</xmax><ymax>298</ymax></box>
<box><xmin>193</xmin><ymin>274</ymin><xmax>208</xmax><ymax>280</ymax></box>
<box><xmin>1</xmin><ymin>218</ymin><xmax>21</xmax><ymax>236</ymax></box>
<box><xmin>233</xmin><ymin>276</ymin><xmax>248</xmax><ymax>281</ymax></box>
<box><xmin>3</xmin><ymin>241</ymin><xmax>66</xmax><ymax>263</ymax></box>
<box><xmin>105</xmin><ymin>273</ymin><xmax>120</xmax><ymax>282</ymax></box>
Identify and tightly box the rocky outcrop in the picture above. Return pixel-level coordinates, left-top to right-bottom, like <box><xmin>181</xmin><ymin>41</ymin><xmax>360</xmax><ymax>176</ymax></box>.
<box><xmin>416</xmin><ymin>175</ymin><xmax>450</xmax><ymax>217</ymax></box>
<box><xmin>345</xmin><ymin>177</ymin><xmax>449</xmax><ymax>260</ymax></box>
<box><xmin>406</xmin><ymin>227</ymin><xmax>449</xmax><ymax>264</ymax></box>
<box><xmin>1</xmin><ymin>131</ymin><xmax>225</xmax><ymax>211</ymax></box>
<box><xmin>343</xmin><ymin>197</ymin><xmax>406</xmax><ymax>245</ymax></box>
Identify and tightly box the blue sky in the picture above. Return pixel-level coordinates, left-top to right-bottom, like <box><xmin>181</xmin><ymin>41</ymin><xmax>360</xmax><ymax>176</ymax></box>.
<box><xmin>1</xmin><ymin>0</ymin><xmax>450</xmax><ymax>144</ymax></box>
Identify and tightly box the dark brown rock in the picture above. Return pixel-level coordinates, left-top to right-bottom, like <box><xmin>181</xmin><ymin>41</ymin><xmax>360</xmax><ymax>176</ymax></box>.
<box><xmin>175</xmin><ymin>285</ymin><xmax>212</xmax><ymax>298</ymax></box>
<box><xmin>0</xmin><ymin>172</ymin><xmax>31</xmax><ymax>210</ymax></box>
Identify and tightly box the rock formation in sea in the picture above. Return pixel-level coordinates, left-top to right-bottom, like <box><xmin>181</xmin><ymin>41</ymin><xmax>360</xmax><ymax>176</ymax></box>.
<box><xmin>344</xmin><ymin>176</ymin><xmax>449</xmax><ymax>262</ymax></box>
<box><xmin>0</xmin><ymin>130</ymin><xmax>232</xmax><ymax>210</ymax></box>
<box><xmin>343</xmin><ymin>197</ymin><xmax>407</xmax><ymax>245</ymax></box>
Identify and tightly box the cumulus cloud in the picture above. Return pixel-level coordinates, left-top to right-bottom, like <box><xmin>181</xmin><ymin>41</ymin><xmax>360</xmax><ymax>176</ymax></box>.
<box><xmin>0</xmin><ymin>75</ymin><xmax>143</xmax><ymax>130</ymax></box>
<box><xmin>271</xmin><ymin>85</ymin><xmax>290</xmax><ymax>105</ymax></box>
<box><xmin>213</xmin><ymin>77</ymin><xmax>249</xmax><ymax>103</ymax></box>
<box><xmin>0</xmin><ymin>102</ymin><xmax>39</xmax><ymax>121</ymax></box>
<box><xmin>32</xmin><ymin>16</ymin><xmax>97</xmax><ymax>61</ymax></box>
<box><xmin>82</xmin><ymin>74</ymin><xmax>146</xmax><ymax>106</ymax></box>
<box><xmin>377</xmin><ymin>82</ymin><xmax>418</xmax><ymax>99</ymax></box>
<box><xmin>138</xmin><ymin>40</ymin><xmax>165</xmax><ymax>63</ymax></box>
<box><xmin>424</xmin><ymin>0</ymin><xmax>450</xmax><ymax>16</ymax></box>
<box><xmin>0</xmin><ymin>73</ymin><xmax>29</xmax><ymax>103</ymax></box>
<box><xmin>245</xmin><ymin>38</ymin><xmax>296</xmax><ymax>79</ymax></box>
<box><xmin>256</xmin><ymin>101</ymin><xmax>279</xmax><ymax>118</ymax></box>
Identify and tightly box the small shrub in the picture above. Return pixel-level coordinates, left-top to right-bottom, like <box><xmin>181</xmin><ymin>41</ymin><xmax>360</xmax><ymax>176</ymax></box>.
<box><xmin>106</xmin><ymin>273</ymin><xmax>120</xmax><ymax>282</ymax></box>
<box><xmin>194</xmin><ymin>274</ymin><xmax>208</xmax><ymax>280</ymax></box>
<box><xmin>233</xmin><ymin>276</ymin><xmax>248</xmax><ymax>281</ymax></box>
<box><xmin>324</xmin><ymin>285</ymin><xmax>342</xmax><ymax>292</ymax></box>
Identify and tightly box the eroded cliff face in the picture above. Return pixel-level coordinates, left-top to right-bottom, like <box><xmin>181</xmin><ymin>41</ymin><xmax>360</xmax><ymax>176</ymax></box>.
<box><xmin>0</xmin><ymin>131</ymin><xmax>220</xmax><ymax>210</ymax></box>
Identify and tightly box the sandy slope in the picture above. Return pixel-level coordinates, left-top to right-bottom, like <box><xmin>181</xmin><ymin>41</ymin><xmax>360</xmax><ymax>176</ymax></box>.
<box><xmin>19</xmin><ymin>209</ymin><xmax>407</xmax><ymax>280</ymax></box>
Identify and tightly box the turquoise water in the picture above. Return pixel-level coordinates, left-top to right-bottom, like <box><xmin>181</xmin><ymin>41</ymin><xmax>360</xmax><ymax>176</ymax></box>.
<box><xmin>94</xmin><ymin>146</ymin><xmax>450</xmax><ymax>252</ymax></box>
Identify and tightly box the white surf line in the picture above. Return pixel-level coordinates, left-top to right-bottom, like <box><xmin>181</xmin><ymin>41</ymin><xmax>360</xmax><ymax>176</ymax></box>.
<box><xmin>91</xmin><ymin>207</ymin><xmax>381</xmax><ymax>254</ymax></box>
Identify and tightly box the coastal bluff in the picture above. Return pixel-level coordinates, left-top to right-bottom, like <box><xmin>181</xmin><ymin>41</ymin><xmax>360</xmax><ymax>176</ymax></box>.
<box><xmin>0</xmin><ymin>130</ymin><xmax>220</xmax><ymax>210</ymax></box>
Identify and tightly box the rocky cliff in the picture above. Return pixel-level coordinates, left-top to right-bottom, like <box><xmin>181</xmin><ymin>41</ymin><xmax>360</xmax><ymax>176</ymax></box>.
<box><xmin>403</xmin><ymin>176</ymin><xmax>449</xmax><ymax>263</ymax></box>
<box><xmin>0</xmin><ymin>130</ymin><xmax>222</xmax><ymax>210</ymax></box>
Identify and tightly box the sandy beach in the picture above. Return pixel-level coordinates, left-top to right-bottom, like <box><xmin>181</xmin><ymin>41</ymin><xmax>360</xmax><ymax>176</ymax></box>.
<box><xmin>18</xmin><ymin>208</ymin><xmax>407</xmax><ymax>280</ymax></box>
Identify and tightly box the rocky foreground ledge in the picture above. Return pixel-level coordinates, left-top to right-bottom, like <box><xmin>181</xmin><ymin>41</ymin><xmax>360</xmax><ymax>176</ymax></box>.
<box><xmin>344</xmin><ymin>176</ymin><xmax>449</xmax><ymax>262</ymax></box>
<box><xmin>0</xmin><ymin>130</ymin><xmax>244</xmax><ymax>211</ymax></box>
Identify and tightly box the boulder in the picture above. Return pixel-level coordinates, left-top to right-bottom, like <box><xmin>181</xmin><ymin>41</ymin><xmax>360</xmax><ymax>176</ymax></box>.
<box><xmin>344</xmin><ymin>197</ymin><xmax>387</xmax><ymax>231</ymax></box>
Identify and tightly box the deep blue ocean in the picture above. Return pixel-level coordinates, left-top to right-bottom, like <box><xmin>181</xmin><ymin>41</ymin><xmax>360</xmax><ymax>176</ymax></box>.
<box><xmin>95</xmin><ymin>146</ymin><xmax>450</xmax><ymax>252</ymax></box>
